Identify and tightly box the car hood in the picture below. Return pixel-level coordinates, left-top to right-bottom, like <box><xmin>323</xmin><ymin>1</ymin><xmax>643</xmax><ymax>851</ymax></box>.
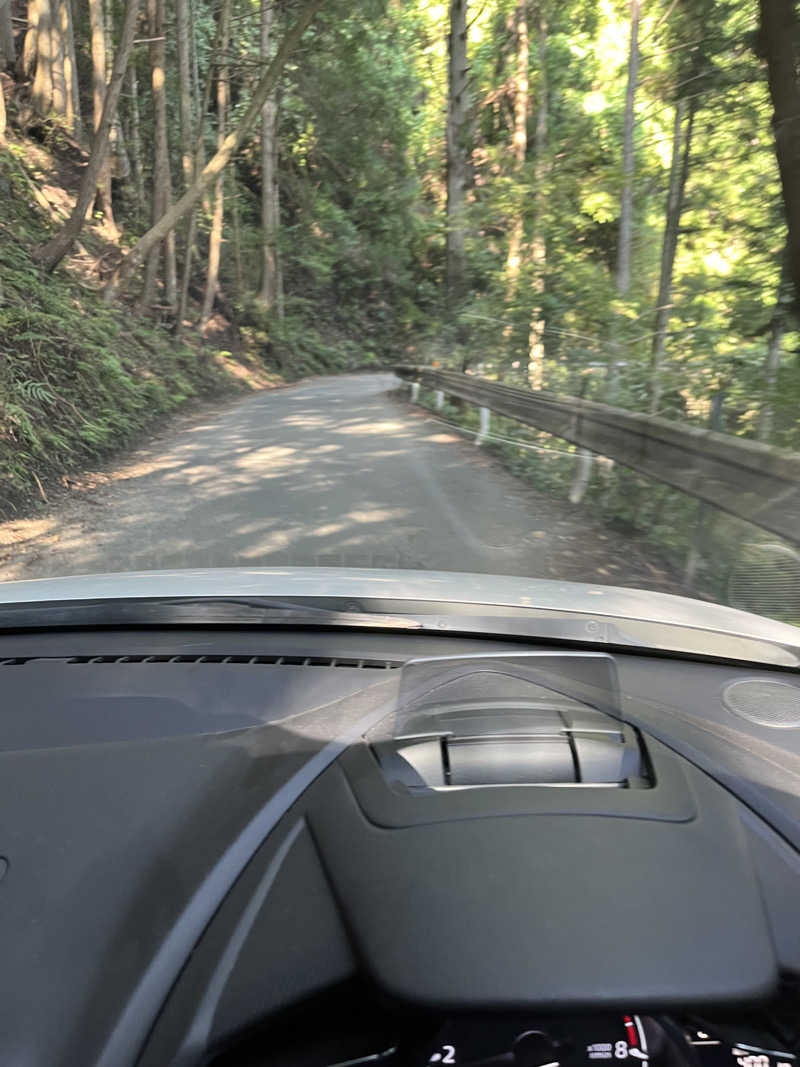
<box><xmin>0</xmin><ymin>567</ymin><xmax>798</xmax><ymax>667</ymax></box>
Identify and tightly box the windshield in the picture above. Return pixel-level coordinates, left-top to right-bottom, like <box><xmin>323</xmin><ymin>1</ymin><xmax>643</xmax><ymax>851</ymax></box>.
<box><xmin>0</xmin><ymin>0</ymin><xmax>798</xmax><ymax>633</ymax></box>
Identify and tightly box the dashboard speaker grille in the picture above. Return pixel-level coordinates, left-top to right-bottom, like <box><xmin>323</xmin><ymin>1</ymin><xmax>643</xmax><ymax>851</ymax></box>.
<box><xmin>722</xmin><ymin>678</ymin><xmax>800</xmax><ymax>729</ymax></box>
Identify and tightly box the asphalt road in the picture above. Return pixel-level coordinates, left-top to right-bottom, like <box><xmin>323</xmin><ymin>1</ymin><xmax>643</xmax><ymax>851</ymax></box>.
<box><xmin>0</xmin><ymin>373</ymin><xmax>677</xmax><ymax>588</ymax></box>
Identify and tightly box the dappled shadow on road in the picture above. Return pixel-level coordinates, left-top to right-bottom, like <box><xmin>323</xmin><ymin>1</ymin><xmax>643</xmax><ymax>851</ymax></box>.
<box><xmin>0</xmin><ymin>375</ymin><xmax>681</xmax><ymax>591</ymax></box>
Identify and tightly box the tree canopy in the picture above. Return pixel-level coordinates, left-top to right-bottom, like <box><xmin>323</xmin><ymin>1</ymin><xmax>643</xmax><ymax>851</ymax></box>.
<box><xmin>1</xmin><ymin>0</ymin><xmax>798</xmax><ymax>444</ymax></box>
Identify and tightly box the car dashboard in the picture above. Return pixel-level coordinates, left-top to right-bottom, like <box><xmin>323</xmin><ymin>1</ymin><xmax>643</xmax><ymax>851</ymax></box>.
<box><xmin>0</xmin><ymin>623</ymin><xmax>798</xmax><ymax>1067</ymax></box>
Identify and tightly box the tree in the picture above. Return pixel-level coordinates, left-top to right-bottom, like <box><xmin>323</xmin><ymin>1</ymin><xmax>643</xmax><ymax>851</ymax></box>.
<box><xmin>105</xmin><ymin>0</ymin><xmax>326</xmax><ymax>302</ymax></box>
<box><xmin>0</xmin><ymin>0</ymin><xmax>15</xmax><ymax>71</ymax></box>
<box><xmin>140</xmin><ymin>0</ymin><xmax>177</xmax><ymax>310</ymax></box>
<box><xmin>758</xmin><ymin>248</ymin><xmax>792</xmax><ymax>441</ymax></box>
<box><xmin>26</xmin><ymin>0</ymin><xmax>54</xmax><ymax>118</ymax></box>
<box><xmin>617</xmin><ymin>0</ymin><xmax>640</xmax><ymax>297</ymax></box>
<box><xmin>89</xmin><ymin>0</ymin><xmax>115</xmax><ymax>231</ymax></box>
<box><xmin>446</xmin><ymin>0</ymin><xmax>470</xmax><ymax>306</ymax></box>
<box><xmin>34</xmin><ymin>0</ymin><xmax>141</xmax><ymax>271</ymax></box>
<box><xmin>649</xmin><ymin>97</ymin><xmax>695</xmax><ymax>413</ymax></box>
<box><xmin>200</xmin><ymin>0</ymin><xmax>232</xmax><ymax>330</ymax></box>
<box><xmin>258</xmin><ymin>0</ymin><xmax>282</xmax><ymax>313</ymax></box>
<box><xmin>176</xmin><ymin>0</ymin><xmax>193</xmax><ymax>194</ymax></box>
<box><xmin>758</xmin><ymin>0</ymin><xmax>800</xmax><ymax>312</ymax></box>
<box><xmin>62</xmin><ymin>0</ymin><xmax>81</xmax><ymax>137</ymax></box>
<box><xmin>0</xmin><ymin>0</ymin><xmax>12</xmax><ymax>142</ymax></box>
<box><xmin>527</xmin><ymin>4</ymin><xmax>547</xmax><ymax>390</ymax></box>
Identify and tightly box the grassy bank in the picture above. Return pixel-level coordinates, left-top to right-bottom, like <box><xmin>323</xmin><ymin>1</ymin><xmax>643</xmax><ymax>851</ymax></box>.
<box><xmin>0</xmin><ymin>144</ymin><xmax>281</xmax><ymax>519</ymax></box>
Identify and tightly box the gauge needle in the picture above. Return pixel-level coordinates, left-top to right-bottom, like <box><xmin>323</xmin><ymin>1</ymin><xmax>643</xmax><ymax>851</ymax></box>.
<box><xmin>628</xmin><ymin>1050</ymin><xmax>648</xmax><ymax>1059</ymax></box>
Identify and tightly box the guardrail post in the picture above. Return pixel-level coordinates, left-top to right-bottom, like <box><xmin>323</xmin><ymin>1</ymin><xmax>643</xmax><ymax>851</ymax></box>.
<box><xmin>476</xmin><ymin>406</ymin><xmax>491</xmax><ymax>445</ymax></box>
<box><xmin>434</xmin><ymin>390</ymin><xmax>445</xmax><ymax>411</ymax></box>
<box><xmin>410</xmin><ymin>382</ymin><xmax>420</xmax><ymax>403</ymax></box>
<box><xmin>568</xmin><ymin>448</ymin><xmax>594</xmax><ymax>504</ymax></box>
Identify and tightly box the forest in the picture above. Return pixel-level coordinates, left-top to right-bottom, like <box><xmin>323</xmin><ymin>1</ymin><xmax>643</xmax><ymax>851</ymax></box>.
<box><xmin>0</xmin><ymin>0</ymin><xmax>799</xmax><ymax>515</ymax></box>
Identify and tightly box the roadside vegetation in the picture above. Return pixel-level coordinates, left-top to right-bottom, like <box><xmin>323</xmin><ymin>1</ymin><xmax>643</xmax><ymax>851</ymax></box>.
<box><xmin>1</xmin><ymin>0</ymin><xmax>799</xmax><ymax>584</ymax></box>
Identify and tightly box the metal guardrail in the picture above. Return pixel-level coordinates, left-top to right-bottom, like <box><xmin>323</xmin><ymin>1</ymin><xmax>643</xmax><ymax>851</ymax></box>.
<box><xmin>395</xmin><ymin>365</ymin><xmax>800</xmax><ymax>545</ymax></box>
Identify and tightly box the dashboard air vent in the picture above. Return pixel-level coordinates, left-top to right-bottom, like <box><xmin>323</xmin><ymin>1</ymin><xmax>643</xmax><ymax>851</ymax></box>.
<box><xmin>0</xmin><ymin>654</ymin><xmax>401</xmax><ymax>669</ymax></box>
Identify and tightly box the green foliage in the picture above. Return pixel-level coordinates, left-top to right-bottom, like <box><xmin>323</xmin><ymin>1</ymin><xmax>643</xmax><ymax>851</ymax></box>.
<box><xmin>0</xmin><ymin>152</ymin><xmax>236</xmax><ymax>515</ymax></box>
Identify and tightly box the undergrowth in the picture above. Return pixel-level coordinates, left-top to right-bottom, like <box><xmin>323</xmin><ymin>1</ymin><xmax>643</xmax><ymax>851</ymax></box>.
<box><xmin>0</xmin><ymin>147</ymin><xmax>261</xmax><ymax>517</ymax></box>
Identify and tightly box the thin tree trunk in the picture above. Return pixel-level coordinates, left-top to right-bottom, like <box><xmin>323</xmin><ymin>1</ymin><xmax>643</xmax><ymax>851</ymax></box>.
<box><xmin>104</xmin><ymin>0</ymin><xmax>130</xmax><ymax>182</ymax></box>
<box><xmin>89</xmin><ymin>0</ymin><xmax>116</xmax><ymax>232</ymax></box>
<box><xmin>201</xmin><ymin>0</ymin><xmax>232</xmax><ymax>330</ymax></box>
<box><xmin>49</xmin><ymin>0</ymin><xmax>66</xmax><ymax>117</ymax></box>
<box><xmin>617</xmin><ymin>0</ymin><xmax>640</xmax><ymax>295</ymax></box>
<box><xmin>175</xmin><ymin>0</ymin><xmax>194</xmax><ymax>322</ymax></box>
<box><xmin>106</xmin><ymin>0</ymin><xmax>325</xmax><ymax>303</ymax></box>
<box><xmin>502</xmin><ymin>0</ymin><xmax>528</xmax><ymax>366</ymax></box>
<box><xmin>232</xmin><ymin>177</ymin><xmax>244</xmax><ymax>294</ymax></box>
<box><xmin>258</xmin><ymin>0</ymin><xmax>281</xmax><ymax>310</ymax></box>
<box><xmin>0</xmin><ymin>61</ymin><xmax>6</xmax><ymax>140</ymax></box>
<box><xmin>759</xmin><ymin>0</ymin><xmax>800</xmax><ymax>312</ymax></box>
<box><xmin>127</xmin><ymin>62</ymin><xmax>145</xmax><ymax>208</ymax></box>
<box><xmin>34</xmin><ymin>0</ymin><xmax>141</xmax><ymax>271</ymax></box>
<box><xmin>528</xmin><ymin>5</ymin><xmax>548</xmax><ymax>390</ymax></box>
<box><xmin>22</xmin><ymin>0</ymin><xmax>38</xmax><ymax>78</ymax></box>
<box><xmin>446</xmin><ymin>0</ymin><xmax>469</xmax><ymax>306</ymax></box>
<box><xmin>29</xmin><ymin>0</ymin><xmax>54</xmax><ymax>118</ymax></box>
<box><xmin>189</xmin><ymin>0</ymin><xmax>201</xmax><ymax>113</ymax></box>
<box><xmin>607</xmin><ymin>0</ymin><xmax>640</xmax><ymax>397</ymax></box>
<box><xmin>176</xmin><ymin>0</ymin><xmax>193</xmax><ymax>192</ymax></box>
<box><xmin>62</xmin><ymin>0</ymin><xmax>81</xmax><ymax>137</ymax></box>
<box><xmin>0</xmin><ymin>0</ymin><xmax>15</xmax><ymax>69</ymax></box>
<box><xmin>758</xmin><ymin>249</ymin><xmax>792</xmax><ymax>441</ymax></box>
<box><xmin>177</xmin><ymin>54</ymin><xmax>214</xmax><ymax>334</ymax></box>
<box><xmin>649</xmin><ymin>98</ymin><xmax>695</xmax><ymax>414</ymax></box>
<box><xmin>141</xmin><ymin>0</ymin><xmax>176</xmax><ymax>310</ymax></box>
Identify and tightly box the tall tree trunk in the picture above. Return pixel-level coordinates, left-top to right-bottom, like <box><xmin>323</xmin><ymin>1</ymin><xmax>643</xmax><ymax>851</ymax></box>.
<box><xmin>232</xmin><ymin>177</ymin><xmax>244</xmax><ymax>294</ymax></box>
<box><xmin>258</xmin><ymin>0</ymin><xmax>282</xmax><ymax>312</ymax></box>
<box><xmin>649</xmin><ymin>97</ymin><xmax>695</xmax><ymax>414</ymax></box>
<box><xmin>104</xmin><ymin>0</ymin><xmax>130</xmax><ymax>182</ymax></box>
<box><xmin>105</xmin><ymin>0</ymin><xmax>326</xmax><ymax>302</ymax></box>
<box><xmin>141</xmin><ymin>0</ymin><xmax>176</xmax><ymax>310</ymax></box>
<box><xmin>34</xmin><ymin>0</ymin><xmax>141</xmax><ymax>271</ymax></box>
<box><xmin>29</xmin><ymin>0</ymin><xmax>54</xmax><ymax>118</ymax></box>
<box><xmin>0</xmin><ymin>0</ymin><xmax>15</xmax><ymax>70</ymax></box>
<box><xmin>177</xmin><ymin>55</ymin><xmax>214</xmax><ymax>333</ymax></box>
<box><xmin>127</xmin><ymin>62</ymin><xmax>145</xmax><ymax>208</ymax></box>
<box><xmin>607</xmin><ymin>0</ymin><xmax>640</xmax><ymax>397</ymax></box>
<box><xmin>446</xmin><ymin>0</ymin><xmax>469</xmax><ymax>307</ymax></box>
<box><xmin>200</xmin><ymin>0</ymin><xmax>232</xmax><ymax>331</ymax></box>
<box><xmin>176</xmin><ymin>0</ymin><xmax>193</xmax><ymax>193</ymax></box>
<box><xmin>62</xmin><ymin>0</ymin><xmax>81</xmax><ymax>137</ymax></box>
<box><xmin>49</xmin><ymin>0</ymin><xmax>66</xmax><ymax>117</ymax></box>
<box><xmin>0</xmin><ymin>68</ymin><xmax>5</xmax><ymax>141</ymax></box>
<box><xmin>759</xmin><ymin>0</ymin><xmax>800</xmax><ymax>313</ymax></box>
<box><xmin>89</xmin><ymin>0</ymin><xmax>116</xmax><ymax>232</ymax></box>
<box><xmin>617</xmin><ymin>0</ymin><xmax>640</xmax><ymax>296</ymax></box>
<box><xmin>758</xmin><ymin>249</ymin><xmax>792</xmax><ymax>441</ymax></box>
<box><xmin>502</xmin><ymin>0</ymin><xmax>528</xmax><ymax>368</ymax></box>
<box><xmin>175</xmin><ymin>0</ymin><xmax>194</xmax><ymax>323</ymax></box>
<box><xmin>528</xmin><ymin>5</ymin><xmax>548</xmax><ymax>390</ymax></box>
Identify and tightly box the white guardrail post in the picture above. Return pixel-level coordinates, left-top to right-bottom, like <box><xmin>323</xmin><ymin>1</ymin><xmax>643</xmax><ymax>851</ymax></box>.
<box><xmin>410</xmin><ymin>382</ymin><xmax>420</xmax><ymax>403</ymax></box>
<box><xmin>476</xmin><ymin>406</ymin><xmax>491</xmax><ymax>445</ymax></box>
<box><xmin>434</xmin><ymin>390</ymin><xmax>445</xmax><ymax>410</ymax></box>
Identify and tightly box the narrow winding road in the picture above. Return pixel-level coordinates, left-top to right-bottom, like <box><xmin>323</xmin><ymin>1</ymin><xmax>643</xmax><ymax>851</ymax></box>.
<box><xmin>0</xmin><ymin>374</ymin><xmax>677</xmax><ymax>588</ymax></box>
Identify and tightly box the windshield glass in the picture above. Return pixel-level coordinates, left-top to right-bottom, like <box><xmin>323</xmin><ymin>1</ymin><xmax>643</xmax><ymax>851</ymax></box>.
<box><xmin>0</xmin><ymin>0</ymin><xmax>798</xmax><ymax>633</ymax></box>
